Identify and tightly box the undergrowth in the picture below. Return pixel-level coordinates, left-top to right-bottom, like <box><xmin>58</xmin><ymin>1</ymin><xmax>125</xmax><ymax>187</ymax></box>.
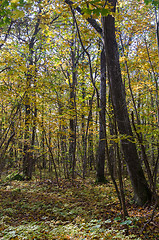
<box><xmin>0</xmin><ymin>176</ymin><xmax>158</xmax><ymax>239</ymax></box>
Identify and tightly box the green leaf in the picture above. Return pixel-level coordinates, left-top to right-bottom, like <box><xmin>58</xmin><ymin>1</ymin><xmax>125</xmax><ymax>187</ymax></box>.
<box><xmin>114</xmin><ymin>217</ymin><xmax>122</xmax><ymax>221</ymax></box>
<box><xmin>101</xmin><ymin>8</ymin><xmax>110</xmax><ymax>16</ymax></box>
<box><xmin>143</xmin><ymin>0</ymin><xmax>159</xmax><ymax>6</ymax></box>
<box><xmin>92</xmin><ymin>8</ymin><xmax>100</xmax><ymax>17</ymax></box>
<box><xmin>120</xmin><ymin>219</ymin><xmax>132</xmax><ymax>225</ymax></box>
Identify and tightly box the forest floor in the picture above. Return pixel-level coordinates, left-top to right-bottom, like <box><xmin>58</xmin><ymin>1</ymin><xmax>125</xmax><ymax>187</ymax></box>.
<box><xmin>0</xmin><ymin>174</ymin><xmax>158</xmax><ymax>239</ymax></box>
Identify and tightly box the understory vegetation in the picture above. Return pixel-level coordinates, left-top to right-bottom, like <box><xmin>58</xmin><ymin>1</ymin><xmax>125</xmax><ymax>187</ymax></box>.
<box><xmin>0</xmin><ymin>174</ymin><xmax>158</xmax><ymax>239</ymax></box>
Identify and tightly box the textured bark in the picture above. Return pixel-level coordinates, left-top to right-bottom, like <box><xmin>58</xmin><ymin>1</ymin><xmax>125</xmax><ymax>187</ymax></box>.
<box><xmin>102</xmin><ymin>0</ymin><xmax>151</xmax><ymax>205</ymax></box>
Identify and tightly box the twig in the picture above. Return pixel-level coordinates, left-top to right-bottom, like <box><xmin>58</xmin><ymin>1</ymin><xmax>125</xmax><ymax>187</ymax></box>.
<box><xmin>140</xmin><ymin>201</ymin><xmax>158</xmax><ymax>234</ymax></box>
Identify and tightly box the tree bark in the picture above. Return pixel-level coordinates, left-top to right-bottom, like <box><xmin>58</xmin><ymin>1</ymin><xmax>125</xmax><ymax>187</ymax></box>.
<box><xmin>96</xmin><ymin>47</ymin><xmax>107</xmax><ymax>182</ymax></box>
<box><xmin>155</xmin><ymin>6</ymin><xmax>159</xmax><ymax>57</ymax></box>
<box><xmin>69</xmin><ymin>34</ymin><xmax>77</xmax><ymax>179</ymax></box>
<box><xmin>102</xmin><ymin>0</ymin><xmax>151</xmax><ymax>205</ymax></box>
<box><xmin>88</xmin><ymin>97</ymin><xmax>95</xmax><ymax>170</ymax></box>
<box><xmin>23</xmin><ymin>7</ymin><xmax>41</xmax><ymax>180</ymax></box>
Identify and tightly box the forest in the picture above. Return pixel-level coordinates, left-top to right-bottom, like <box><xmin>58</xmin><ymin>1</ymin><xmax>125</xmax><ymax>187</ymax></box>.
<box><xmin>0</xmin><ymin>0</ymin><xmax>159</xmax><ymax>239</ymax></box>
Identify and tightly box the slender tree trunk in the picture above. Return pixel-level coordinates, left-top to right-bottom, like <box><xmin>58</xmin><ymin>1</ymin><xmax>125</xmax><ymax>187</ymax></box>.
<box><xmin>23</xmin><ymin>89</ymin><xmax>32</xmax><ymax>180</ymax></box>
<box><xmin>88</xmin><ymin>97</ymin><xmax>95</xmax><ymax>170</ymax></box>
<box><xmin>45</xmin><ymin>132</ymin><xmax>59</xmax><ymax>186</ymax></box>
<box><xmin>102</xmin><ymin>0</ymin><xmax>151</xmax><ymax>205</ymax></box>
<box><xmin>0</xmin><ymin>131</ymin><xmax>15</xmax><ymax>177</ymax></box>
<box><xmin>61</xmin><ymin>125</ymin><xmax>68</xmax><ymax>178</ymax></box>
<box><xmin>48</xmin><ymin>110</ymin><xmax>52</xmax><ymax>173</ymax></box>
<box><xmin>9</xmin><ymin>121</ymin><xmax>15</xmax><ymax>167</ymax></box>
<box><xmin>155</xmin><ymin>6</ymin><xmax>159</xmax><ymax>57</ymax></box>
<box><xmin>69</xmin><ymin>36</ymin><xmax>77</xmax><ymax>179</ymax></box>
<box><xmin>23</xmin><ymin>46</ymin><xmax>33</xmax><ymax>179</ymax></box>
<box><xmin>31</xmin><ymin>75</ymin><xmax>37</xmax><ymax>173</ymax></box>
<box><xmin>57</xmin><ymin>97</ymin><xmax>68</xmax><ymax>178</ymax></box>
<box><xmin>23</xmin><ymin>56</ymin><xmax>36</xmax><ymax>180</ymax></box>
<box><xmin>69</xmin><ymin>86</ymin><xmax>77</xmax><ymax>179</ymax></box>
<box><xmin>81</xmin><ymin>83</ymin><xmax>87</xmax><ymax>178</ymax></box>
<box><xmin>22</xmin><ymin>6</ymin><xmax>41</xmax><ymax>180</ymax></box>
<box><xmin>108</xmin><ymin>92</ymin><xmax>116</xmax><ymax>178</ymax></box>
<box><xmin>41</xmin><ymin>97</ymin><xmax>46</xmax><ymax>169</ymax></box>
<box><xmin>96</xmin><ymin>47</ymin><xmax>107</xmax><ymax>182</ymax></box>
<box><xmin>31</xmin><ymin>106</ymin><xmax>37</xmax><ymax>172</ymax></box>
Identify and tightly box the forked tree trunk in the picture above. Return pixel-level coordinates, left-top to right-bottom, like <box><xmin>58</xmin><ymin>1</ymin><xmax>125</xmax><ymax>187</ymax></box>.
<box><xmin>102</xmin><ymin>0</ymin><xmax>151</xmax><ymax>205</ymax></box>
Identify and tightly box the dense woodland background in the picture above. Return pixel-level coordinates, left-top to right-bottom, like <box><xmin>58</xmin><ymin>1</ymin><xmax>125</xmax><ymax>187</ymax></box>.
<box><xmin>0</xmin><ymin>1</ymin><xmax>159</xmax><ymax>237</ymax></box>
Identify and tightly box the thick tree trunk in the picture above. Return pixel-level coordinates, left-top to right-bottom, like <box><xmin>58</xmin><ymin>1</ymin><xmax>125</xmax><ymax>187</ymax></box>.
<box><xmin>102</xmin><ymin>0</ymin><xmax>151</xmax><ymax>205</ymax></box>
<box><xmin>96</xmin><ymin>47</ymin><xmax>107</xmax><ymax>182</ymax></box>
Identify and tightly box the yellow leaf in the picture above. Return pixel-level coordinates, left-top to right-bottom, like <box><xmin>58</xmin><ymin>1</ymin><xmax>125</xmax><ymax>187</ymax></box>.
<box><xmin>11</xmin><ymin>0</ymin><xmax>19</xmax><ymax>3</ymax></box>
<box><xmin>12</xmin><ymin>10</ymin><xmax>24</xmax><ymax>19</ymax></box>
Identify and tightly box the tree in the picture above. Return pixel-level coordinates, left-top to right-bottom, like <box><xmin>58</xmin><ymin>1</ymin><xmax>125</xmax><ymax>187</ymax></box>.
<box><xmin>0</xmin><ymin>0</ymin><xmax>158</xmax><ymax>206</ymax></box>
<box><xmin>65</xmin><ymin>0</ymin><xmax>152</xmax><ymax>205</ymax></box>
<box><xmin>102</xmin><ymin>0</ymin><xmax>152</xmax><ymax>205</ymax></box>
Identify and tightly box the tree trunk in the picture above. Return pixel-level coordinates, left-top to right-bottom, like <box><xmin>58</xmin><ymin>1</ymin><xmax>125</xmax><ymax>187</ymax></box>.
<box><xmin>41</xmin><ymin>97</ymin><xmax>46</xmax><ymax>169</ymax></box>
<box><xmin>88</xmin><ymin>97</ymin><xmax>95</xmax><ymax>170</ymax></box>
<box><xmin>81</xmin><ymin>83</ymin><xmax>87</xmax><ymax>178</ymax></box>
<box><xmin>23</xmin><ymin>53</ymin><xmax>34</xmax><ymax>180</ymax></box>
<box><xmin>155</xmin><ymin>6</ymin><xmax>159</xmax><ymax>57</ymax></box>
<box><xmin>69</xmin><ymin>95</ymin><xmax>76</xmax><ymax>179</ymax></box>
<box><xmin>23</xmin><ymin>89</ymin><xmax>32</xmax><ymax>180</ymax></box>
<box><xmin>69</xmin><ymin>38</ymin><xmax>77</xmax><ymax>179</ymax></box>
<box><xmin>96</xmin><ymin>47</ymin><xmax>107</xmax><ymax>183</ymax></box>
<box><xmin>102</xmin><ymin>0</ymin><xmax>151</xmax><ymax>205</ymax></box>
<box><xmin>22</xmin><ymin>7</ymin><xmax>40</xmax><ymax>180</ymax></box>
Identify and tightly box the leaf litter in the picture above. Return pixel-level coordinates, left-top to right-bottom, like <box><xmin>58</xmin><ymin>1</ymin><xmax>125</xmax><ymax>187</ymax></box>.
<box><xmin>0</xmin><ymin>178</ymin><xmax>158</xmax><ymax>239</ymax></box>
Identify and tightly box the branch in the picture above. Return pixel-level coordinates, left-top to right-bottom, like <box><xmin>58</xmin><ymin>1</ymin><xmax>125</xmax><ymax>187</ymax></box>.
<box><xmin>0</xmin><ymin>67</ymin><xmax>11</xmax><ymax>74</ymax></box>
<box><xmin>140</xmin><ymin>200</ymin><xmax>158</xmax><ymax>235</ymax></box>
<box><xmin>65</xmin><ymin>0</ymin><xmax>103</xmax><ymax>37</ymax></box>
<box><xmin>70</xmin><ymin>6</ymin><xmax>100</xmax><ymax>109</ymax></box>
<box><xmin>0</xmin><ymin>21</ymin><xmax>13</xmax><ymax>49</ymax></box>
